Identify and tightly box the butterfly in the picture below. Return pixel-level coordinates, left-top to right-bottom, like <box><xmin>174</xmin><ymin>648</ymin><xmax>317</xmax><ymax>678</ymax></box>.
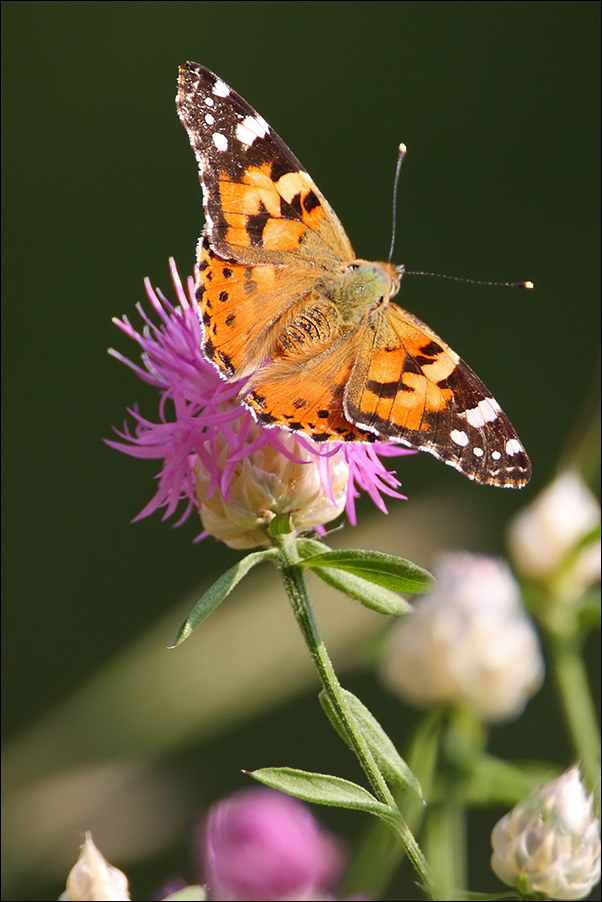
<box><xmin>176</xmin><ymin>62</ymin><xmax>531</xmax><ymax>488</ymax></box>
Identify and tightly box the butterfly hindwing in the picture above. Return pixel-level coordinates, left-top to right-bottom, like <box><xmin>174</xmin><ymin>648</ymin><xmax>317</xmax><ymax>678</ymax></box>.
<box><xmin>197</xmin><ymin>235</ymin><xmax>333</xmax><ymax>379</ymax></box>
<box><xmin>344</xmin><ymin>306</ymin><xmax>531</xmax><ymax>486</ymax></box>
<box><xmin>244</xmin><ymin>327</ymin><xmax>375</xmax><ymax>443</ymax></box>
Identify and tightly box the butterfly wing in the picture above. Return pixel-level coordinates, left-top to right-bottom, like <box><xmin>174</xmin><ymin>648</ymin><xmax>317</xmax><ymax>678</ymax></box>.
<box><xmin>196</xmin><ymin>234</ymin><xmax>338</xmax><ymax>379</ymax></box>
<box><xmin>344</xmin><ymin>305</ymin><xmax>531</xmax><ymax>487</ymax></box>
<box><xmin>176</xmin><ymin>62</ymin><xmax>353</xmax><ymax>267</ymax></box>
<box><xmin>177</xmin><ymin>62</ymin><xmax>355</xmax><ymax>379</ymax></box>
<box><xmin>243</xmin><ymin>326</ymin><xmax>375</xmax><ymax>442</ymax></box>
<box><xmin>177</xmin><ymin>62</ymin><xmax>530</xmax><ymax>488</ymax></box>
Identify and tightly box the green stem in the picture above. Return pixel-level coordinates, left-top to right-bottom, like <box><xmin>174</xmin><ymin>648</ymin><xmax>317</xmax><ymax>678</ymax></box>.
<box><xmin>551</xmin><ymin>631</ymin><xmax>601</xmax><ymax>795</ymax></box>
<box><xmin>425</xmin><ymin>798</ymin><xmax>466</xmax><ymax>898</ymax></box>
<box><xmin>274</xmin><ymin>530</ymin><xmax>436</xmax><ymax>896</ymax></box>
<box><xmin>343</xmin><ymin>710</ymin><xmax>445</xmax><ymax>897</ymax></box>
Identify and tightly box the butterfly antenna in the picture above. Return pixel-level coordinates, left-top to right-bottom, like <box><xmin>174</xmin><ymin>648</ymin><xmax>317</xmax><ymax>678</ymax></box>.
<box><xmin>404</xmin><ymin>271</ymin><xmax>534</xmax><ymax>290</ymax></box>
<box><xmin>388</xmin><ymin>143</ymin><xmax>407</xmax><ymax>263</ymax></box>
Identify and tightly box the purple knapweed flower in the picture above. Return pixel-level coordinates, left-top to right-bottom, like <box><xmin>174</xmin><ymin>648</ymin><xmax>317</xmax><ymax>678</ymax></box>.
<box><xmin>108</xmin><ymin>261</ymin><xmax>412</xmax><ymax>547</ymax></box>
<box><xmin>201</xmin><ymin>788</ymin><xmax>345</xmax><ymax>901</ymax></box>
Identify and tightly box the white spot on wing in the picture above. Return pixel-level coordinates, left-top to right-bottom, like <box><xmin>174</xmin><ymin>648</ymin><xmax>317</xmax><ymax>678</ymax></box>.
<box><xmin>491</xmin><ymin>450</ymin><xmax>502</xmax><ymax>460</ymax></box>
<box><xmin>473</xmin><ymin>447</ymin><xmax>484</xmax><ymax>457</ymax></box>
<box><xmin>462</xmin><ymin>397</ymin><xmax>501</xmax><ymax>428</ymax></box>
<box><xmin>236</xmin><ymin>121</ymin><xmax>257</xmax><ymax>147</ymax></box>
<box><xmin>213</xmin><ymin>79</ymin><xmax>230</xmax><ymax>98</ymax></box>
<box><xmin>204</xmin><ymin>96</ymin><xmax>215</xmax><ymax>107</ymax></box>
<box><xmin>451</xmin><ymin>429</ymin><xmax>469</xmax><ymax>447</ymax></box>
<box><xmin>205</xmin><ymin>113</ymin><xmax>215</xmax><ymax>125</ymax></box>
<box><xmin>212</xmin><ymin>132</ymin><xmax>228</xmax><ymax>152</ymax></box>
<box><xmin>505</xmin><ymin>438</ymin><xmax>524</xmax><ymax>456</ymax></box>
<box><xmin>235</xmin><ymin>115</ymin><xmax>270</xmax><ymax>148</ymax></box>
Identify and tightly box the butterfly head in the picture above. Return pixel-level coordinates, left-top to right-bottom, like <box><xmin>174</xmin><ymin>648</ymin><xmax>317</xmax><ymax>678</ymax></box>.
<box><xmin>330</xmin><ymin>260</ymin><xmax>405</xmax><ymax>324</ymax></box>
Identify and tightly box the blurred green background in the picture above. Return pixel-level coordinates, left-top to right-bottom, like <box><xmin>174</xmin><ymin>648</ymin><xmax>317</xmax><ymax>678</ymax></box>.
<box><xmin>2</xmin><ymin>2</ymin><xmax>599</xmax><ymax>900</ymax></box>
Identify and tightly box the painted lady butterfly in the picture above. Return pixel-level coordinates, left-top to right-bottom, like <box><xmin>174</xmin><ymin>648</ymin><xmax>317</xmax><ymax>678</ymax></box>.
<box><xmin>176</xmin><ymin>62</ymin><xmax>531</xmax><ymax>488</ymax></box>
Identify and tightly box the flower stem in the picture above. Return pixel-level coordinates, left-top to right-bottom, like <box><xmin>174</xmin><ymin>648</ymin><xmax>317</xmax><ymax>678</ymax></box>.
<box><xmin>273</xmin><ymin>529</ymin><xmax>436</xmax><ymax>896</ymax></box>
<box><xmin>550</xmin><ymin>630</ymin><xmax>601</xmax><ymax>796</ymax></box>
<box><xmin>424</xmin><ymin>795</ymin><xmax>466</xmax><ymax>899</ymax></box>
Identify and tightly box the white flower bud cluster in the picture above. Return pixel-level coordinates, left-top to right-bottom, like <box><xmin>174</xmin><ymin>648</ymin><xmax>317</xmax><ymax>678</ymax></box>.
<box><xmin>508</xmin><ymin>471</ymin><xmax>600</xmax><ymax>599</ymax></box>
<box><xmin>380</xmin><ymin>553</ymin><xmax>544</xmax><ymax>721</ymax></box>
<box><xmin>491</xmin><ymin>766</ymin><xmax>601</xmax><ymax>900</ymax></box>
<box><xmin>195</xmin><ymin>425</ymin><xmax>349</xmax><ymax>549</ymax></box>
<box><xmin>59</xmin><ymin>833</ymin><xmax>130</xmax><ymax>901</ymax></box>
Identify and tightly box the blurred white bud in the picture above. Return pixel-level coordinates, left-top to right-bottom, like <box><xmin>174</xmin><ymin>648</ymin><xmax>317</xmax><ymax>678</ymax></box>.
<box><xmin>59</xmin><ymin>833</ymin><xmax>130</xmax><ymax>901</ymax></box>
<box><xmin>379</xmin><ymin>553</ymin><xmax>544</xmax><ymax>722</ymax></box>
<box><xmin>507</xmin><ymin>471</ymin><xmax>601</xmax><ymax>598</ymax></box>
<box><xmin>491</xmin><ymin>766</ymin><xmax>601</xmax><ymax>900</ymax></box>
<box><xmin>195</xmin><ymin>426</ymin><xmax>349</xmax><ymax>549</ymax></box>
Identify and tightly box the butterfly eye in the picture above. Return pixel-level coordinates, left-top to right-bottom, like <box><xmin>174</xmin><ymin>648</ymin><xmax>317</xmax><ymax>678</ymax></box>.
<box><xmin>338</xmin><ymin>261</ymin><xmax>361</xmax><ymax>275</ymax></box>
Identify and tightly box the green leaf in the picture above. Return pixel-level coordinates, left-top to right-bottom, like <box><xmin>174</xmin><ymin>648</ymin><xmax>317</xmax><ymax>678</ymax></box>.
<box><xmin>249</xmin><ymin>766</ymin><xmax>391</xmax><ymax>819</ymax></box>
<box><xmin>297</xmin><ymin>536</ymin><xmax>332</xmax><ymax>557</ymax></box>
<box><xmin>578</xmin><ymin>588</ymin><xmax>602</xmax><ymax>632</ymax></box>
<box><xmin>462</xmin><ymin>755</ymin><xmax>560</xmax><ymax>807</ymax></box>
<box><xmin>312</xmin><ymin>566</ymin><xmax>414</xmax><ymax>615</ymax></box>
<box><xmin>171</xmin><ymin>549</ymin><xmax>277</xmax><ymax>645</ymax></box>
<box><xmin>297</xmin><ymin>538</ymin><xmax>413</xmax><ymax>614</ymax></box>
<box><xmin>320</xmin><ymin>690</ymin><xmax>422</xmax><ymax>798</ymax></box>
<box><xmin>297</xmin><ymin>549</ymin><xmax>434</xmax><ymax>595</ymax></box>
<box><xmin>552</xmin><ymin>520</ymin><xmax>601</xmax><ymax>590</ymax></box>
<box><xmin>161</xmin><ymin>887</ymin><xmax>207</xmax><ymax>902</ymax></box>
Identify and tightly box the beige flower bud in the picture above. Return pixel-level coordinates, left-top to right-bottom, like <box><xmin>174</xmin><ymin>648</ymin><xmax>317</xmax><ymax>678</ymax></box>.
<box><xmin>59</xmin><ymin>833</ymin><xmax>130</xmax><ymax>901</ymax></box>
<box><xmin>507</xmin><ymin>471</ymin><xmax>601</xmax><ymax>599</ymax></box>
<box><xmin>195</xmin><ymin>425</ymin><xmax>349</xmax><ymax>549</ymax></box>
<box><xmin>379</xmin><ymin>553</ymin><xmax>544</xmax><ymax>722</ymax></box>
<box><xmin>491</xmin><ymin>766</ymin><xmax>601</xmax><ymax>900</ymax></box>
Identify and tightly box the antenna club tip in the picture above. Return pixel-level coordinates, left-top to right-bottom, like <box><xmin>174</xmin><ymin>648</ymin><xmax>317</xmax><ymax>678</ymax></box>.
<box><xmin>399</xmin><ymin>142</ymin><xmax>407</xmax><ymax>154</ymax></box>
<box><xmin>523</xmin><ymin>281</ymin><xmax>534</xmax><ymax>289</ymax></box>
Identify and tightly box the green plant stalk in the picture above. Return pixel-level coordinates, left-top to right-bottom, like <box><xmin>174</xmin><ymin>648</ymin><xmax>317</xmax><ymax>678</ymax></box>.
<box><xmin>550</xmin><ymin>630</ymin><xmax>601</xmax><ymax>797</ymax></box>
<box><xmin>274</xmin><ymin>530</ymin><xmax>436</xmax><ymax>896</ymax></box>
<box><xmin>424</xmin><ymin>794</ymin><xmax>466</xmax><ymax>899</ymax></box>
<box><xmin>342</xmin><ymin>710</ymin><xmax>444</xmax><ymax>897</ymax></box>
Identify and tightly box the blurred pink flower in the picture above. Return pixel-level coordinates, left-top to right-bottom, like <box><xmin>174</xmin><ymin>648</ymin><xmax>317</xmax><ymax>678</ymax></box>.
<box><xmin>201</xmin><ymin>789</ymin><xmax>344</xmax><ymax>901</ymax></box>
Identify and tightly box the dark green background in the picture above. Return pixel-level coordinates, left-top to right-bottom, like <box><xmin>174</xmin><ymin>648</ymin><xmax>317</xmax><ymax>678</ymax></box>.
<box><xmin>2</xmin><ymin>3</ymin><xmax>599</xmax><ymax>900</ymax></box>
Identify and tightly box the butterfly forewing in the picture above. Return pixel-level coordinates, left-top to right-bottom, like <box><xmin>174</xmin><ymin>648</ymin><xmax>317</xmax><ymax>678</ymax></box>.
<box><xmin>177</xmin><ymin>62</ymin><xmax>353</xmax><ymax>266</ymax></box>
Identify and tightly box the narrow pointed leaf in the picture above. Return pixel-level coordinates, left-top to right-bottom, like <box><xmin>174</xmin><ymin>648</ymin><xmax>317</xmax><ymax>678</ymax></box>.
<box><xmin>249</xmin><ymin>767</ymin><xmax>391</xmax><ymax>818</ymax></box>
<box><xmin>297</xmin><ymin>536</ymin><xmax>332</xmax><ymax>558</ymax></box>
<box><xmin>311</xmin><ymin>565</ymin><xmax>413</xmax><ymax>615</ymax></box>
<box><xmin>298</xmin><ymin>549</ymin><xmax>434</xmax><ymax>595</ymax></box>
<box><xmin>172</xmin><ymin>549</ymin><xmax>277</xmax><ymax>645</ymax></box>
<box><xmin>298</xmin><ymin>539</ymin><xmax>414</xmax><ymax>614</ymax></box>
<box><xmin>320</xmin><ymin>691</ymin><xmax>422</xmax><ymax>799</ymax></box>
<box><xmin>462</xmin><ymin>755</ymin><xmax>561</xmax><ymax>807</ymax></box>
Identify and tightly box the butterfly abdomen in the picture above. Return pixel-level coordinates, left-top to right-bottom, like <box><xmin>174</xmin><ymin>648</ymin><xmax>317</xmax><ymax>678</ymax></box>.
<box><xmin>275</xmin><ymin>297</ymin><xmax>340</xmax><ymax>357</ymax></box>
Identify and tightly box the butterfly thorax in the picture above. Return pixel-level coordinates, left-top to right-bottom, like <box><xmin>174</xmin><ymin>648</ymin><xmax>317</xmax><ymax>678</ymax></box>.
<box><xmin>328</xmin><ymin>261</ymin><xmax>402</xmax><ymax>325</ymax></box>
